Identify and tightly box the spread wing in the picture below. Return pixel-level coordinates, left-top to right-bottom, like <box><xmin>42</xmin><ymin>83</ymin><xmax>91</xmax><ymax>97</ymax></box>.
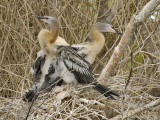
<box><xmin>23</xmin><ymin>64</ymin><xmax>63</xmax><ymax>102</ymax></box>
<box><xmin>40</xmin><ymin>64</ymin><xmax>63</xmax><ymax>92</ymax></box>
<box><xmin>55</xmin><ymin>46</ymin><xmax>119</xmax><ymax>99</ymax></box>
<box><xmin>32</xmin><ymin>55</ymin><xmax>46</xmax><ymax>83</ymax></box>
<box><xmin>57</xmin><ymin>46</ymin><xmax>94</xmax><ymax>84</ymax></box>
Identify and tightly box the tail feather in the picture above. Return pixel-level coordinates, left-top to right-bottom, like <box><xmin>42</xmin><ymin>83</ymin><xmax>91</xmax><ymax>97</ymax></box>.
<box><xmin>93</xmin><ymin>83</ymin><xmax>119</xmax><ymax>99</ymax></box>
<box><xmin>23</xmin><ymin>90</ymin><xmax>38</xmax><ymax>102</ymax></box>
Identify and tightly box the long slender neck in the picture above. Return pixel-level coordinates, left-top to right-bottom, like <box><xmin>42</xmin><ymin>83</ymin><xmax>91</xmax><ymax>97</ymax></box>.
<box><xmin>45</xmin><ymin>22</ymin><xmax>59</xmax><ymax>55</ymax></box>
<box><xmin>49</xmin><ymin>21</ymin><xmax>59</xmax><ymax>44</ymax></box>
<box><xmin>38</xmin><ymin>21</ymin><xmax>59</xmax><ymax>55</ymax></box>
<box><xmin>90</xmin><ymin>29</ymin><xmax>105</xmax><ymax>54</ymax></box>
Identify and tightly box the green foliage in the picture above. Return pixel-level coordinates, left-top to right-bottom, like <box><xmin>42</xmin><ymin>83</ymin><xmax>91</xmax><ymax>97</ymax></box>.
<box><xmin>134</xmin><ymin>53</ymin><xmax>144</xmax><ymax>64</ymax></box>
<box><xmin>108</xmin><ymin>0</ymin><xmax>112</xmax><ymax>8</ymax></box>
<box><xmin>29</xmin><ymin>23</ymin><xmax>33</xmax><ymax>27</ymax></box>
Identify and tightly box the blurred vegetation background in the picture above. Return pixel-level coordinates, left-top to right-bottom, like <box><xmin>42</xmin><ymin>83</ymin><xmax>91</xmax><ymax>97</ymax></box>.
<box><xmin>0</xmin><ymin>0</ymin><xmax>160</xmax><ymax>119</ymax></box>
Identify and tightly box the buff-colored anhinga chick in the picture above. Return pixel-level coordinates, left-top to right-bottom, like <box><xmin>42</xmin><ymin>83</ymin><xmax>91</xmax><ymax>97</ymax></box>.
<box><xmin>71</xmin><ymin>22</ymin><xmax>121</xmax><ymax>64</ymax></box>
<box><xmin>23</xmin><ymin>16</ymin><xmax>119</xmax><ymax>102</ymax></box>
<box><xmin>23</xmin><ymin>16</ymin><xmax>68</xmax><ymax>102</ymax></box>
<box><xmin>30</xmin><ymin>16</ymin><xmax>69</xmax><ymax>81</ymax></box>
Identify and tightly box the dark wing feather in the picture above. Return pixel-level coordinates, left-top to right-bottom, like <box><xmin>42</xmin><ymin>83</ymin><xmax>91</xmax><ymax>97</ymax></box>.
<box><xmin>93</xmin><ymin>83</ymin><xmax>119</xmax><ymax>99</ymax></box>
<box><xmin>60</xmin><ymin>46</ymin><xmax>90</xmax><ymax>68</ymax></box>
<box><xmin>23</xmin><ymin>52</ymin><xmax>46</xmax><ymax>102</ymax></box>
<box><xmin>57</xmin><ymin>46</ymin><xmax>93</xmax><ymax>84</ymax></box>
<box><xmin>23</xmin><ymin>64</ymin><xmax>63</xmax><ymax>102</ymax></box>
<box><xmin>40</xmin><ymin>64</ymin><xmax>63</xmax><ymax>92</ymax></box>
<box><xmin>32</xmin><ymin>55</ymin><xmax>46</xmax><ymax>83</ymax></box>
<box><xmin>64</xmin><ymin>60</ymin><xmax>93</xmax><ymax>84</ymax></box>
<box><xmin>23</xmin><ymin>89</ymin><xmax>38</xmax><ymax>102</ymax></box>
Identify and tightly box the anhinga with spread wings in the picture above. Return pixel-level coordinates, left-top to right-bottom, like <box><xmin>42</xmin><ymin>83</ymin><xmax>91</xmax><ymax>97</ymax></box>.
<box><xmin>30</xmin><ymin>16</ymin><xmax>121</xmax><ymax>83</ymax></box>
<box><xmin>24</xmin><ymin>16</ymin><xmax>68</xmax><ymax>101</ymax></box>
<box><xmin>23</xmin><ymin>16</ymin><xmax>119</xmax><ymax>102</ymax></box>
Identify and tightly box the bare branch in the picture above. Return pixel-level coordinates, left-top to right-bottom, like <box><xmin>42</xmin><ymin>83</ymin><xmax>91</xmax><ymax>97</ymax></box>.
<box><xmin>98</xmin><ymin>0</ymin><xmax>127</xmax><ymax>23</ymax></box>
<box><xmin>110</xmin><ymin>98</ymin><xmax>160</xmax><ymax>120</ymax></box>
<box><xmin>98</xmin><ymin>0</ymin><xmax>160</xmax><ymax>83</ymax></box>
<box><xmin>98</xmin><ymin>18</ymin><xmax>134</xmax><ymax>82</ymax></box>
<box><xmin>135</xmin><ymin>0</ymin><xmax>160</xmax><ymax>23</ymax></box>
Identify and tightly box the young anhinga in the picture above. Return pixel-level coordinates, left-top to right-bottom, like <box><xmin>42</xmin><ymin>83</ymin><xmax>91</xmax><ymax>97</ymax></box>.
<box><xmin>23</xmin><ymin>16</ymin><xmax>119</xmax><ymax>102</ymax></box>
<box><xmin>29</xmin><ymin>17</ymin><xmax>121</xmax><ymax>93</ymax></box>
<box><xmin>71</xmin><ymin>23</ymin><xmax>121</xmax><ymax>64</ymax></box>
<box><xmin>29</xmin><ymin>16</ymin><xmax>69</xmax><ymax>91</ymax></box>
<box><xmin>23</xmin><ymin>16</ymin><xmax>68</xmax><ymax>102</ymax></box>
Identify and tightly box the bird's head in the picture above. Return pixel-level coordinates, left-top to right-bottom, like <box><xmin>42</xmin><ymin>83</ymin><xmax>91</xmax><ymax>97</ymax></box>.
<box><xmin>92</xmin><ymin>22</ymin><xmax>122</xmax><ymax>35</ymax></box>
<box><xmin>34</xmin><ymin>15</ymin><xmax>59</xmax><ymax>54</ymax></box>
<box><xmin>34</xmin><ymin>15</ymin><xmax>55</xmax><ymax>26</ymax></box>
<box><xmin>34</xmin><ymin>15</ymin><xmax>59</xmax><ymax>32</ymax></box>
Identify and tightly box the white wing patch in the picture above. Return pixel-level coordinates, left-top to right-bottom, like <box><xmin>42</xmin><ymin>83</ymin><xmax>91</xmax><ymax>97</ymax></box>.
<box><xmin>37</xmin><ymin>50</ymin><xmax>45</xmax><ymax>57</ymax></box>
<box><xmin>30</xmin><ymin>67</ymin><xmax>35</xmax><ymax>75</ymax></box>
<box><xmin>64</xmin><ymin>56</ymin><xmax>91</xmax><ymax>76</ymax></box>
<box><xmin>59</xmin><ymin>61</ymin><xmax>76</xmax><ymax>84</ymax></box>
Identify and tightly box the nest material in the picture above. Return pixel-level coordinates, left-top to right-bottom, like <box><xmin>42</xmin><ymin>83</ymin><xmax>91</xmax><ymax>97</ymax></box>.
<box><xmin>0</xmin><ymin>85</ymin><xmax>120</xmax><ymax>120</ymax></box>
<box><xmin>1</xmin><ymin>78</ymin><xmax>160</xmax><ymax>120</ymax></box>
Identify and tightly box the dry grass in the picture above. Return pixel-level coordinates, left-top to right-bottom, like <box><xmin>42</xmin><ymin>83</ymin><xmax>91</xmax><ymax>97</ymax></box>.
<box><xmin>0</xmin><ymin>0</ymin><xmax>160</xmax><ymax>119</ymax></box>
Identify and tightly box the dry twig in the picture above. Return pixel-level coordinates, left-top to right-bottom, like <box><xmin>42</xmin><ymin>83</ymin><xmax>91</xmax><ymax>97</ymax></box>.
<box><xmin>110</xmin><ymin>98</ymin><xmax>160</xmax><ymax>120</ymax></box>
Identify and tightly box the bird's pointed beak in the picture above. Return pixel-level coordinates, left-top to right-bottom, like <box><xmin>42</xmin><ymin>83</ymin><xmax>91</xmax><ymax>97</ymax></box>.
<box><xmin>33</xmin><ymin>15</ymin><xmax>56</xmax><ymax>26</ymax></box>
<box><xmin>33</xmin><ymin>15</ymin><xmax>47</xmax><ymax>20</ymax></box>
<box><xmin>105</xmin><ymin>26</ymin><xmax>122</xmax><ymax>35</ymax></box>
<box><xmin>33</xmin><ymin>15</ymin><xmax>50</xmax><ymax>24</ymax></box>
<box><xmin>111</xmin><ymin>27</ymin><xmax>122</xmax><ymax>35</ymax></box>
